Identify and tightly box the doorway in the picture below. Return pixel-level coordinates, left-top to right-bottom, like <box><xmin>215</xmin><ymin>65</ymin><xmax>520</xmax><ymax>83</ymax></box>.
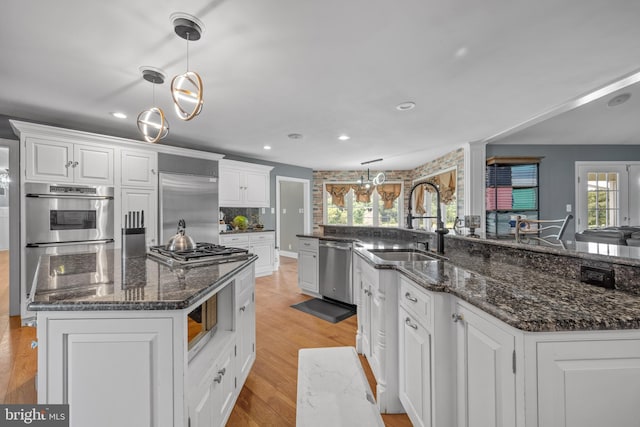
<box><xmin>0</xmin><ymin>139</ymin><xmax>18</xmax><ymax>318</ymax></box>
<box><xmin>276</xmin><ymin>176</ymin><xmax>310</xmax><ymax>259</ymax></box>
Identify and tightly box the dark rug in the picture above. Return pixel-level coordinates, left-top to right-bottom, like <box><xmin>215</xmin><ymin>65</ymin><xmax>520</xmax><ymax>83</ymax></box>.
<box><xmin>290</xmin><ymin>298</ymin><xmax>356</xmax><ymax>323</ymax></box>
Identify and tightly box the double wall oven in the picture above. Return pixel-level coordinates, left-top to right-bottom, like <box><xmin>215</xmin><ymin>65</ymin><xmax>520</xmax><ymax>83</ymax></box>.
<box><xmin>25</xmin><ymin>183</ymin><xmax>114</xmax><ymax>298</ymax></box>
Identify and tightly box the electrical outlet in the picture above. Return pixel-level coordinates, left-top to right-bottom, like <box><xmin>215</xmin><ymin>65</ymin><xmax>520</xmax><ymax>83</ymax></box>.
<box><xmin>566</xmin><ymin>204</ymin><xmax>572</xmax><ymax>213</ymax></box>
<box><xmin>261</xmin><ymin>208</ymin><xmax>265</xmax><ymax>214</ymax></box>
<box><xmin>282</xmin><ymin>208</ymin><xmax>287</xmax><ymax>214</ymax></box>
<box><xmin>271</xmin><ymin>208</ymin><xmax>275</xmax><ymax>214</ymax></box>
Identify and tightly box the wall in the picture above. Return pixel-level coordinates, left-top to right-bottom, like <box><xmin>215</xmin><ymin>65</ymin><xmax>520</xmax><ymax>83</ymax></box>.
<box><xmin>486</xmin><ymin>144</ymin><xmax>640</xmax><ymax>238</ymax></box>
<box><xmin>312</xmin><ymin>147</ymin><xmax>466</xmax><ymax>233</ymax></box>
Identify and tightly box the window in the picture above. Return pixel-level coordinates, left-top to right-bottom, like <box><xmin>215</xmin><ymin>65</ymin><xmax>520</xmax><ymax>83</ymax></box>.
<box><xmin>576</xmin><ymin>162</ymin><xmax>640</xmax><ymax>231</ymax></box>
<box><xmin>410</xmin><ymin>168</ymin><xmax>458</xmax><ymax>230</ymax></box>
<box><xmin>324</xmin><ymin>182</ymin><xmax>403</xmax><ymax>227</ymax></box>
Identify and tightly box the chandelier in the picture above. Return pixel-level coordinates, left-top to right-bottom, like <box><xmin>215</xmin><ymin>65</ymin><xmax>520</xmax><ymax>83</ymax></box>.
<box><xmin>137</xmin><ymin>68</ymin><xmax>169</xmax><ymax>143</ymax></box>
<box><xmin>357</xmin><ymin>158</ymin><xmax>386</xmax><ymax>188</ymax></box>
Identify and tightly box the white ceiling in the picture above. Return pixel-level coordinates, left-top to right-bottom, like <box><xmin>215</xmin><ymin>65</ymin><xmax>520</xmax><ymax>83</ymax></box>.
<box><xmin>1</xmin><ymin>1</ymin><xmax>640</xmax><ymax>170</ymax></box>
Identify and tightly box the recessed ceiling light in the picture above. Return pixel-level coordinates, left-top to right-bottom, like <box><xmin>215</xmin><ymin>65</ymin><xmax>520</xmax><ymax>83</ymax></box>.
<box><xmin>263</xmin><ymin>145</ymin><xmax>272</xmax><ymax>150</ymax></box>
<box><xmin>338</xmin><ymin>134</ymin><xmax>350</xmax><ymax>141</ymax></box>
<box><xmin>454</xmin><ymin>46</ymin><xmax>469</xmax><ymax>58</ymax></box>
<box><xmin>607</xmin><ymin>93</ymin><xmax>631</xmax><ymax>107</ymax></box>
<box><xmin>395</xmin><ymin>102</ymin><xmax>416</xmax><ymax>111</ymax></box>
<box><xmin>110</xmin><ymin>112</ymin><xmax>127</xmax><ymax>119</ymax></box>
<box><xmin>288</xmin><ymin>133</ymin><xmax>303</xmax><ymax>139</ymax></box>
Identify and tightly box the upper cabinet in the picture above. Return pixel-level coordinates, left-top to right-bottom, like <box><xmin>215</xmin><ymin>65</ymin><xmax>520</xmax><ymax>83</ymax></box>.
<box><xmin>121</xmin><ymin>149</ymin><xmax>158</xmax><ymax>188</ymax></box>
<box><xmin>25</xmin><ymin>137</ymin><xmax>114</xmax><ymax>185</ymax></box>
<box><xmin>219</xmin><ymin>159</ymin><xmax>273</xmax><ymax>208</ymax></box>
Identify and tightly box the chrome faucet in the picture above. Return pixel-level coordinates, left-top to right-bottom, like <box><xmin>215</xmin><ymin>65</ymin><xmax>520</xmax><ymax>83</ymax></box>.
<box><xmin>406</xmin><ymin>181</ymin><xmax>449</xmax><ymax>254</ymax></box>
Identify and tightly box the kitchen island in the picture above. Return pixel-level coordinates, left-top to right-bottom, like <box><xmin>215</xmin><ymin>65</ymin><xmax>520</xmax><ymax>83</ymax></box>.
<box><xmin>299</xmin><ymin>228</ymin><xmax>640</xmax><ymax>427</ymax></box>
<box><xmin>28</xmin><ymin>250</ymin><xmax>257</xmax><ymax>427</ymax></box>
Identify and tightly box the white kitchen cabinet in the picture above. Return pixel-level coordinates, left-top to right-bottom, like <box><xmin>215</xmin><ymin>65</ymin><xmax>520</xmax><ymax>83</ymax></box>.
<box><xmin>298</xmin><ymin>237</ymin><xmax>319</xmax><ymax>296</ymax></box>
<box><xmin>399</xmin><ymin>305</ymin><xmax>432</xmax><ymax>427</ymax></box>
<box><xmin>221</xmin><ymin>232</ymin><xmax>275</xmax><ymax>277</ymax></box>
<box><xmin>121</xmin><ymin>187</ymin><xmax>158</xmax><ymax>247</ymax></box>
<box><xmin>121</xmin><ymin>148</ymin><xmax>158</xmax><ymax>187</ymax></box>
<box><xmin>454</xmin><ymin>301</ymin><xmax>516</xmax><ymax>427</ymax></box>
<box><xmin>235</xmin><ymin>266</ymin><xmax>256</xmax><ymax>386</ymax></box>
<box><xmin>219</xmin><ymin>159</ymin><xmax>273</xmax><ymax>208</ymax></box>
<box><xmin>536</xmin><ymin>338</ymin><xmax>640</xmax><ymax>427</ymax></box>
<box><xmin>25</xmin><ymin>136</ymin><xmax>114</xmax><ymax>184</ymax></box>
<box><xmin>355</xmin><ymin>254</ymin><xmax>403</xmax><ymax>413</ymax></box>
<box><xmin>38</xmin><ymin>315</ymin><xmax>175</xmax><ymax>427</ymax></box>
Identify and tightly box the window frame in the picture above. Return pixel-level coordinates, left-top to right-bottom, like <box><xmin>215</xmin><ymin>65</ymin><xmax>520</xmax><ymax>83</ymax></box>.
<box><xmin>323</xmin><ymin>180</ymin><xmax>404</xmax><ymax>227</ymax></box>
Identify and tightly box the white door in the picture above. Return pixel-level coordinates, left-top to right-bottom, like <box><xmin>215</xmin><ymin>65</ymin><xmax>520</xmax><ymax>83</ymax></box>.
<box><xmin>399</xmin><ymin>306</ymin><xmax>432</xmax><ymax>427</ymax></box>
<box><xmin>121</xmin><ymin>149</ymin><xmax>158</xmax><ymax>187</ymax></box>
<box><xmin>537</xmin><ymin>339</ymin><xmax>640</xmax><ymax>427</ymax></box>
<box><xmin>121</xmin><ymin>187</ymin><xmax>158</xmax><ymax>246</ymax></box>
<box><xmin>73</xmin><ymin>144</ymin><xmax>114</xmax><ymax>184</ymax></box>
<box><xmin>455</xmin><ymin>304</ymin><xmax>516</xmax><ymax>427</ymax></box>
<box><xmin>25</xmin><ymin>137</ymin><xmax>73</xmax><ymax>182</ymax></box>
<box><xmin>575</xmin><ymin>162</ymin><xmax>640</xmax><ymax>231</ymax></box>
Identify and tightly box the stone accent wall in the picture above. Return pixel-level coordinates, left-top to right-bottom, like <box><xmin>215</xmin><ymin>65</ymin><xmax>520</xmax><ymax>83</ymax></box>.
<box><xmin>312</xmin><ymin>147</ymin><xmax>466</xmax><ymax>233</ymax></box>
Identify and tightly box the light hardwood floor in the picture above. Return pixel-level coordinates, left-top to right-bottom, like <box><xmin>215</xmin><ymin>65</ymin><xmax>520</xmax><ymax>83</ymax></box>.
<box><xmin>0</xmin><ymin>254</ymin><xmax>411</xmax><ymax>426</ymax></box>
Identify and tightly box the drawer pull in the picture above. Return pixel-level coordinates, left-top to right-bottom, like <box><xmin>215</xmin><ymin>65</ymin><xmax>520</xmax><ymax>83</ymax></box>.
<box><xmin>240</xmin><ymin>305</ymin><xmax>246</xmax><ymax>312</ymax></box>
<box><xmin>452</xmin><ymin>313</ymin><xmax>464</xmax><ymax>323</ymax></box>
<box><xmin>405</xmin><ymin>292</ymin><xmax>418</xmax><ymax>303</ymax></box>
<box><xmin>213</xmin><ymin>374</ymin><xmax>223</xmax><ymax>384</ymax></box>
<box><xmin>405</xmin><ymin>318</ymin><xmax>418</xmax><ymax>330</ymax></box>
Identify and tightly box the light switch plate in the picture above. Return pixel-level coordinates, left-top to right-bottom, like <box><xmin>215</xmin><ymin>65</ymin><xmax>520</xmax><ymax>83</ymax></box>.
<box><xmin>566</xmin><ymin>204</ymin><xmax>572</xmax><ymax>212</ymax></box>
<box><xmin>271</xmin><ymin>208</ymin><xmax>275</xmax><ymax>214</ymax></box>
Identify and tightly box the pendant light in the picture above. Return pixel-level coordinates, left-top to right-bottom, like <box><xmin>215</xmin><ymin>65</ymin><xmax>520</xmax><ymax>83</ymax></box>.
<box><xmin>357</xmin><ymin>158</ymin><xmax>386</xmax><ymax>188</ymax></box>
<box><xmin>170</xmin><ymin>13</ymin><xmax>204</xmax><ymax>121</ymax></box>
<box><xmin>137</xmin><ymin>67</ymin><xmax>170</xmax><ymax>143</ymax></box>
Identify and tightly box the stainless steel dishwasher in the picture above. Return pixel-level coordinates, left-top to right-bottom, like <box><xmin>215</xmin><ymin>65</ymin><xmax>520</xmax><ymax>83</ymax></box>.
<box><xmin>318</xmin><ymin>240</ymin><xmax>353</xmax><ymax>304</ymax></box>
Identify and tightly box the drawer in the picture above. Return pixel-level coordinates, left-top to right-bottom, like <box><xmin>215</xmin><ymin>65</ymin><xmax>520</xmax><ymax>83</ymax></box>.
<box><xmin>220</xmin><ymin>234</ymin><xmax>250</xmax><ymax>245</ymax></box>
<box><xmin>399</xmin><ymin>275</ymin><xmax>432</xmax><ymax>328</ymax></box>
<box><xmin>298</xmin><ymin>237</ymin><xmax>318</xmax><ymax>252</ymax></box>
<box><xmin>250</xmin><ymin>232</ymin><xmax>274</xmax><ymax>242</ymax></box>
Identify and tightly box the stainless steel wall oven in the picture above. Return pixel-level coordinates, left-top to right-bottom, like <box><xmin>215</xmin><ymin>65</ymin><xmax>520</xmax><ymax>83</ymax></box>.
<box><xmin>25</xmin><ymin>183</ymin><xmax>114</xmax><ymax>296</ymax></box>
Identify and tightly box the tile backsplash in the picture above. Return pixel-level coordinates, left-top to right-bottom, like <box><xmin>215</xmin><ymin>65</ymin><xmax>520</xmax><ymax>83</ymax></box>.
<box><xmin>220</xmin><ymin>207</ymin><xmax>262</xmax><ymax>226</ymax></box>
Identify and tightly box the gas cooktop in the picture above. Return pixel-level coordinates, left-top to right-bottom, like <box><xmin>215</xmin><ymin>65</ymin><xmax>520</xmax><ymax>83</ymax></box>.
<box><xmin>147</xmin><ymin>243</ymin><xmax>250</xmax><ymax>267</ymax></box>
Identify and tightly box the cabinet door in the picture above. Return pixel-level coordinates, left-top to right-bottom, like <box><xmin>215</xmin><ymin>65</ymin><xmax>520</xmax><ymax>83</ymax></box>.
<box><xmin>219</xmin><ymin>167</ymin><xmax>243</xmax><ymax>206</ymax></box>
<box><xmin>244</xmin><ymin>170</ymin><xmax>270</xmax><ymax>207</ymax></box>
<box><xmin>298</xmin><ymin>250</ymin><xmax>318</xmax><ymax>293</ymax></box>
<box><xmin>537</xmin><ymin>339</ymin><xmax>640</xmax><ymax>427</ymax></box>
<box><xmin>73</xmin><ymin>143</ymin><xmax>114</xmax><ymax>184</ymax></box>
<box><xmin>399</xmin><ymin>306</ymin><xmax>432</xmax><ymax>427</ymax></box>
<box><xmin>190</xmin><ymin>373</ymin><xmax>215</xmax><ymax>427</ymax></box>
<box><xmin>121</xmin><ymin>149</ymin><xmax>158</xmax><ymax>187</ymax></box>
<box><xmin>43</xmin><ymin>317</ymin><xmax>174</xmax><ymax>427</ymax></box>
<box><xmin>236</xmin><ymin>288</ymin><xmax>256</xmax><ymax>386</ymax></box>
<box><xmin>251</xmin><ymin>242</ymin><xmax>273</xmax><ymax>275</ymax></box>
<box><xmin>359</xmin><ymin>282</ymin><xmax>372</xmax><ymax>359</ymax></box>
<box><xmin>213</xmin><ymin>344</ymin><xmax>236</xmax><ymax>426</ymax></box>
<box><xmin>121</xmin><ymin>187</ymin><xmax>158</xmax><ymax>246</ymax></box>
<box><xmin>455</xmin><ymin>304</ymin><xmax>516</xmax><ymax>427</ymax></box>
<box><xmin>369</xmin><ymin>285</ymin><xmax>384</xmax><ymax>378</ymax></box>
<box><xmin>25</xmin><ymin>137</ymin><xmax>73</xmax><ymax>182</ymax></box>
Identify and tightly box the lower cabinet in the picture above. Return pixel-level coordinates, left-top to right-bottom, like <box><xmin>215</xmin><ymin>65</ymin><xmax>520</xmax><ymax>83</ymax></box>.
<box><xmin>454</xmin><ymin>301</ymin><xmax>517</xmax><ymax>427</ymax></box>
<box><xmin>399</xmin><ymin>305</ymin><xmax>432</xmax><ymax>427</ymax></box>
<box><xmin>236</xmin><ymin>267</ymin><xmax>256</xmax><ymax>386</ymax></box>
<box><xmin>221</xmin><ymin>232</ymin><xmax>275</xmax><ymax>277</ymax></box>
<box><xmin>37</xmin><ymin>315</ymin><xmax>175</xmax><ymax>427</ymax></box>
<box><xmin>297</xmin><ymin>237</ymin><xmax>319</xmax><ymax>296</ymax></box>
<box><xmin>535</xmin><ymin>337</ymin><xmax>640</xmax><ymax>427</ymax></box>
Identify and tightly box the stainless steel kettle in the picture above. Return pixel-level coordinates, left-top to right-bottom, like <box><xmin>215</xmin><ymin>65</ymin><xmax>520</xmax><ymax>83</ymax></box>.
<box><xmin>166</xmin><ymin>219</ymin><xmax>197</xmax><ymax>251</ymax></box>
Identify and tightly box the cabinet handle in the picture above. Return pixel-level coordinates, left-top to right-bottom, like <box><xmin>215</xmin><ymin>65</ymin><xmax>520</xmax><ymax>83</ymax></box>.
<box><xmin>240</xmin><ymin>305</ymin><xmax>246</xmax><ymax>312</ymax></box>
<box><xmin>151</xmin><ymin>168</ymin><xmax>156</xmax><ymax>175</ymax></box>
<box><xmin>405</xmin><ymin>318</ymin><xmax>418</xmax><ymax>330</ymax></box>
<box><xmin>218</xmin><ymin>368</ymin><xmax>226</xmax><ymax>376</ymax></box>
<box><xmin>452</xmin><ymin>313</ymin><xmax>464</xmax><ymax>323</ymax></box>
<box><xmin>404</xmin><ymin>292</ymin><xmax>418</xmax><ymax>303</ymax></box>
<box><xmin>72</xmin><ymin>161</ymin><xmax>79</xmax><ymax>168</ymax></box>
<box><xmin>64</xmin><ymin>161</ymin><xmax>72</xmax><ymax>168</ymax></box>
<box><xmin>213</xmin><ymin>374</ymin><xmax>223</xmax><ymax>384</ymax></box>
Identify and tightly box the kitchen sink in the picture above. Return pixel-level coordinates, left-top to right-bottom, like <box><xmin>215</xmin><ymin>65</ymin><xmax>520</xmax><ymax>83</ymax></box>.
<box><xmin>367</xmin><ymin>249</ymin><xmax>439</xmax><ymax>262</ymax></box>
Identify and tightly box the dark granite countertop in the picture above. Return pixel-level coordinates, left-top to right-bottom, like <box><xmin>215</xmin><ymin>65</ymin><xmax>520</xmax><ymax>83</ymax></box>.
<box><xmin>352</xmin><ymin>242</ymin><xmax>640</xmax><ymax>332</ymax></box>
<box><xmin>28</xmin><ymin>250</ymin><xmax>257</xmax><ymax>312</ymax></box>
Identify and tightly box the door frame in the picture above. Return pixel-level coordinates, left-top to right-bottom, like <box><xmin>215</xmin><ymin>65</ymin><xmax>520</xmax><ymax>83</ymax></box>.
<box><xmin>275</xmin><ymin>176</ymin><xmax>310</xmax><ymax>258</ymax></box>
<box><xmin>0</xmin><ymin>138</ymin><xmax>20</xmax><ymax>316</ymax></box>
<box><xmin>575</xmin><ymin>161</ymin><xmax>640</xmax><ymax>232</ymax></box>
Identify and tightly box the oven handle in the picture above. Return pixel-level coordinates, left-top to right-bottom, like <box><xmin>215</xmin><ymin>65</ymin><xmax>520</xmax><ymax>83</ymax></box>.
<box><xmin>26</xmin><ymin>194</ymin><xmax>114</xmax><ymax>200</ymax></box>
<box><xmin>26</xmin><ymin>239</ymin><xmax>114</xmax><ymax>248</ymax></box>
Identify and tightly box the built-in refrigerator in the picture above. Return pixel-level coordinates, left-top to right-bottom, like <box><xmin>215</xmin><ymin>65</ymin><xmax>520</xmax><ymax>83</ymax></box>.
<box><xmin>157</xmin><ymin>153</ymin><xmax>219</xmax><ymax>245</ymax></box>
